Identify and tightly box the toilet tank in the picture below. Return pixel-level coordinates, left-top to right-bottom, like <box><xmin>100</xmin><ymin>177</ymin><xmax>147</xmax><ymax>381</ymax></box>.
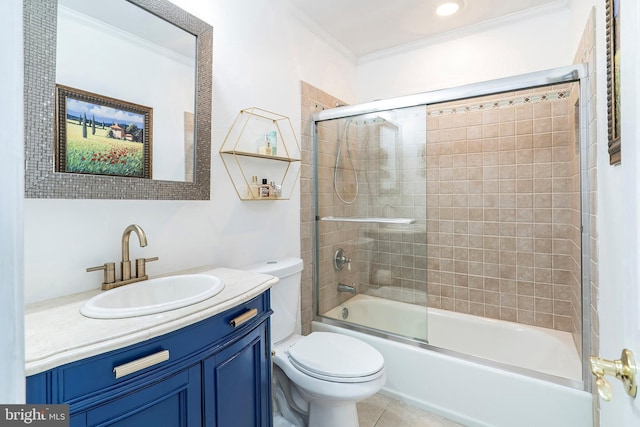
<box><xmin>241</xmin><ymin>258</ymin><xmax>303</xmax><ymax>344</ymax></box>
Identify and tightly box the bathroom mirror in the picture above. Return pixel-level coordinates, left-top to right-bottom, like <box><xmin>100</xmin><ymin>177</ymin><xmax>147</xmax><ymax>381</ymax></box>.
<box><xmin>24</xmin><ymin>0</ymin><xmax>213</xmax><ymax>199</ymax></box>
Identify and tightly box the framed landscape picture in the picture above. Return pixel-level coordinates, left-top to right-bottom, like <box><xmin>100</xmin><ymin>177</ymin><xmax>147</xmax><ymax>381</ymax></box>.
<box><xmin>55</xmin><ymin>85</ymin><xmax>153</xmax><ymax>178</ymax></box>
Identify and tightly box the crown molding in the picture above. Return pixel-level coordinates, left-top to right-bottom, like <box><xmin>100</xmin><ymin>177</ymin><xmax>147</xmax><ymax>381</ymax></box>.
<box><xmin>279</xmin><ymin>0</ymin><xmax>358</xmax><ymax>65</ymax></box>
<box><xmin>358</xmin><ymin>0</ymin><xmax>570</xmax><ymax>65</ymax></box>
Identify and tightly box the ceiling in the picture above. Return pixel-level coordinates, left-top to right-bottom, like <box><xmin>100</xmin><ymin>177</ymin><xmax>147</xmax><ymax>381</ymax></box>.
<box><xmin>286</xmin><ymin>0</ymin><xmax>568</xmax><ymax>58</ymax></box>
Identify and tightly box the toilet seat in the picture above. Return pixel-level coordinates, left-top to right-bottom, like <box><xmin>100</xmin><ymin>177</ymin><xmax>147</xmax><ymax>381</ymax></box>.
<box><xmin>286</xmin><ymin>332</ymin><xmax>384</xmax><ymax>383</ymax></box>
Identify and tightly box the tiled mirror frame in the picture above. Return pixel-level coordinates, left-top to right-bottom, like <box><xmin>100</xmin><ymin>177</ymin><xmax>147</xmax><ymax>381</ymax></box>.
<box><xmin>23</xmin><ymin>0</ymin><xmax>213</xmax><ymax>200</ymax></box>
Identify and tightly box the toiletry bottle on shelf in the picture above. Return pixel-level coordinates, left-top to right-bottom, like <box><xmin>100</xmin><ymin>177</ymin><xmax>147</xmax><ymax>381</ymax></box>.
<box><xmin>269</xmin><ymin>181</ymin><xmax>276</xmax><ymax>199</ymax></box>
<box><xmin>273</xmin><ymin>181</ymin><xmax>282</xmax><ymax>198</ymax></box>
<box><xmin>267</xmin><ymin>130</ymin><xmax>277</xmax><ymax>156</ymax></box>
<box><xmin>259</xmin><ymin>178</ymin><xmax>270</xmax><ymax>198</ymax></box>
<box><xmin>269</xmin><ymin>181</ymin><xmax>279</xmax><ymax>199</ymax></box>
<box><xmin>248</xmin><ymin>175</ymin><xmax>259</xmax><ymax>199</ymax></box>
<box><xmin>259</xmin><ymin>134</ymin><xmax>272</xmax><ymax>156</ymax></box>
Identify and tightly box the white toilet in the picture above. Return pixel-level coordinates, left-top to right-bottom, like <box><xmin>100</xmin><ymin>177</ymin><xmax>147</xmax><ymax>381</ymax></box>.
<box><xmin>243</xmin><ymin>258</ymin><xmax>386</xmax><ymax>427</ymax></box>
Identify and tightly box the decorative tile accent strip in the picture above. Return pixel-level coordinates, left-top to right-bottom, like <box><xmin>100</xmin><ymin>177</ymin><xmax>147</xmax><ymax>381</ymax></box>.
<box><xmin>428</xmin><ymin>90</ymin><xmax>572</xmax><ymax>117</ymax></box>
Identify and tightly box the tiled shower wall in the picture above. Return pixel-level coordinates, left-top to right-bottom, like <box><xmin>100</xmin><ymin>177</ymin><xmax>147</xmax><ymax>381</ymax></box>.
<box><xmin>423</xmin><ymin>86</ymin><xmax>582</xmax><ymax>335</ymax></box>
<box><xmin>300</xmin><ymin>82</ymin><xmax>354</xmax><ymax>335</ymax></box>
<box><xmin>302</xmin><ymin>82</ymin><xmax>585</xmax><ymax>343</ymax></box>
<box><xmin>572</xmin><ymin>9</ymin><xmax>599</xmax><ymax>424</ymax></box>
<box><xmin>314</xmin><ymin>112</ymin><xmax>362</xmax><ymax>316</ymax></box>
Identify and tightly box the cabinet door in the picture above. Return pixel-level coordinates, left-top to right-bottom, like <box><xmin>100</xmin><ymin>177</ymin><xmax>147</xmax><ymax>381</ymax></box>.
<box><xmin>204</xmin><ymin>322</ymin><xmax>272</xmax><ymax>427</ymax></box>
<box><xmin>71</xmin><ymin>364</ymin><xmax>201</xmax><ymax>427</ymax></box>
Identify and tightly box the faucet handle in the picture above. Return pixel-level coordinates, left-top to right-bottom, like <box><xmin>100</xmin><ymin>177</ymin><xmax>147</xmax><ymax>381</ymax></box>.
<box><xmin>87</xmin><ymin>262</ymin><xmax>116</xmax><ymax>285</ymax></box>
<box><xmin>135</xmin><ymin>256</ymin><xmax>159</xmax><ymax>278</ymax></box>
<box><xmin>334</xmin><ymin>248</ymin><xmax>352</xmax><ymax>271</ymax></box>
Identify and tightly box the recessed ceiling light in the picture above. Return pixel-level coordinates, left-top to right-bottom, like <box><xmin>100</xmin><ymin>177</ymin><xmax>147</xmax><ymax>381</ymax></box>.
<box><xmin>436</xmin><ymin>1</ymin><xmax>462</xmax><ymax>17</ymax></box>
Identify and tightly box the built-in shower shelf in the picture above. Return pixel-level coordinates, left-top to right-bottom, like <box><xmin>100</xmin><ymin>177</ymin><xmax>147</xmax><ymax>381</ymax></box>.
<box><xmin>319</xmin><ymin>216</ymin><xmax>416</xmax><ymax>224</ymax></box>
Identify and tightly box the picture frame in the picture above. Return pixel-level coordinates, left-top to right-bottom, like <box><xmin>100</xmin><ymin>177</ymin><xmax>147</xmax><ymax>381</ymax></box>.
<box><xmin>55</xmin><ymin>84</ymin><xmax>153</xmax><ymax>178</ymax></box>
<box><xmin>606</xmin><ymin>0</ymin><xmax>621</xmax><ymax>165</ymax></box>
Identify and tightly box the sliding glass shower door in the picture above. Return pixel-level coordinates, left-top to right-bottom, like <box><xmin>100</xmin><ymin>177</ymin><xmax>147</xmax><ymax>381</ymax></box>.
<box><xmin>312</xmin><ymin>65</ymin><xmax>590</xmax><ymax>383</ymax></box>
<box><xmin>314</xmin><ymin>107</ymin><xmax>430</xmax><ymax>344</ymax></box>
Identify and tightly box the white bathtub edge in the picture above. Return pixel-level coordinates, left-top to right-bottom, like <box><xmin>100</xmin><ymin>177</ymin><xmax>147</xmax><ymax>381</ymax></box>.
<box><xmin>313</xmin><ymin>320</ymin><xmax>593</xmax><ymax>427</ymax></box>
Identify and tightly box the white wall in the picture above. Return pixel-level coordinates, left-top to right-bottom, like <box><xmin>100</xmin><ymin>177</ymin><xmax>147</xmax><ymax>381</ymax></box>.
<box><xmin>24</xmin><ymin>0</ymin><xmax>357</xmax><ymax>303</ymax></box>
<box><xmin>0</xmin><ymin>0</ymin><xmax>25</xmax><ymax>403</ymax></box>
<box><xmin>355</xmin><ymin>7</ymin><xmax>576</xmax><ymax>102</ymax></box>
<box><xmin>597</xmin><ymin>0</ymin><xmax>640</xmax><ymax>425</ymax></box>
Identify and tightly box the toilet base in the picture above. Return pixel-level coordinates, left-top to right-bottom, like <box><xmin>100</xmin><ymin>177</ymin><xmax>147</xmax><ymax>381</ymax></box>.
<box><xmin>272</xmin><ymin>334</ymin><xmax>386</xmax><ymax>427</ymax></box>
<box><xmin>308</xmin><ymin>401</ymin><xmax>358</xmax><ymax>427</ymax></box>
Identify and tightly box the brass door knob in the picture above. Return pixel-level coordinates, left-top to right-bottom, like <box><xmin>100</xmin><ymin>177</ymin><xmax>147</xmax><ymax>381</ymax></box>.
<box><xmin>590</xmin><ymin>349</ymin><xmax>637</xmax><ymax>401</ymax></box>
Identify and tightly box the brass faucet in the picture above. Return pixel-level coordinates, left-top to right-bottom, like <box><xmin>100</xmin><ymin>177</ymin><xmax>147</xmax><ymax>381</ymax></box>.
<box><xmin>87</xmin><ymin>224</ymin><xmax>158</xmax><ymax>290</ymax></box>
<box><xmin>121</xmin><ymin>224</ymin><xmax>147</xmax><ymax>281</ymax></box>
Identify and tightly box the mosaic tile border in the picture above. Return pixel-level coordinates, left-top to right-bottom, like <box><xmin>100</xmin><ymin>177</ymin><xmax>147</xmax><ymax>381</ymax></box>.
<box><xmin>428</xmin><ymin>90</ymin><xmax>572</xmax><ymax>117</ymax></box>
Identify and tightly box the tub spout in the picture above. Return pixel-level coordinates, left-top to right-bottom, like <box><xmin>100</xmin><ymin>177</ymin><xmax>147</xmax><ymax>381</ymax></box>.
<box><xmin>337</xmin><ymin>283</ymin><xmax>356</xmax><ymax>294</ymax></box>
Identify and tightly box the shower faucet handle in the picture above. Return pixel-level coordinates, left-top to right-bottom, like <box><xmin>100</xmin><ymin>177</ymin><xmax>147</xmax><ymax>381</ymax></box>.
<box><xmin>333</xmin><ymin>248</ymin><xmax>351</xmax><ymax>271</ymax></box>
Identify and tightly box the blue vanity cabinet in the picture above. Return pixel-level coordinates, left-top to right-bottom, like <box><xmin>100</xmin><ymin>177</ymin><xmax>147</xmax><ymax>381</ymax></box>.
<box><xmin>27</xmin><ymin>291</ymin><xmax>273</xmax><ymax>427</ymax></box>
<box><xmin>73</xmin><ymin>363</ymin><xmax>202</xmax><ymax>427</ymax></box>
<box><xmin>203</xmin><ymin>320</ymin><xmax>271</xmax><ymax>426</ymax></box>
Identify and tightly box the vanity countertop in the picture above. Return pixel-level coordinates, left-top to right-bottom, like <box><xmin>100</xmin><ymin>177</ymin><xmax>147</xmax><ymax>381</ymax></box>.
<box><xmin>25</xmin><ymin>267</ymin><xmax>278</xmax><ymax>376</ymax></box>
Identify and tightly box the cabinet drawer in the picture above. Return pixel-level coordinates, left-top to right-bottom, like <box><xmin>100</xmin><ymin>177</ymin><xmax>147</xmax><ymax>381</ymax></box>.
<box><xmin>76</xmin><ymin>364</ymin><xmax>202</xmax><ymax>427</ymax></box>
<box><xmin>212</xmin><ymin>292</ymin><xmax>270</xmax><ymax>339</ymax></box>
<box><xmin>56</xmin><ymin>292</ymin><xmax>270</xmax><ymax>404</ymax></box>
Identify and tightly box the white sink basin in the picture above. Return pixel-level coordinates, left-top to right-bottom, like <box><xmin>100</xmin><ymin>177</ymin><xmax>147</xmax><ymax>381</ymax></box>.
<box><xmin>80</xmin><ymin>274</ymin><xmax>224</xmax><ymax>319</ymax></box>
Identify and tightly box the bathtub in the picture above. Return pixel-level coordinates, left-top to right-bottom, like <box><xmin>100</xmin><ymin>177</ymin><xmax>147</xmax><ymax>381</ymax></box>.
<box><xmin>314</xmin><ymin>294</ymin><xmax>592</xmax><ymax>427</ymax></box>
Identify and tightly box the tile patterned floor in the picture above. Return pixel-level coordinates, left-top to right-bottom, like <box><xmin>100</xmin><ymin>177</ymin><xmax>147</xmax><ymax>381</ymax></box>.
<box><xmin>357</xmin><ymin>393</ymin><xmax>466</xmax><ymax>427</ymax></box>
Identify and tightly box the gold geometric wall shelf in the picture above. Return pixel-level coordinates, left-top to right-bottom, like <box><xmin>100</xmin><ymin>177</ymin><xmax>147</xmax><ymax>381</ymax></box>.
<box><xmin>220</xmin><ymin>107</ymin><xmax>301</xmax><ymax>200</ymax></box>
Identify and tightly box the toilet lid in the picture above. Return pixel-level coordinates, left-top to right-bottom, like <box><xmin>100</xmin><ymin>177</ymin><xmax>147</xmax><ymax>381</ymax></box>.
<box><xmin>286</xmin><ymin>332</ymin><xmax>384</xmax><ymax>381</ymax></box>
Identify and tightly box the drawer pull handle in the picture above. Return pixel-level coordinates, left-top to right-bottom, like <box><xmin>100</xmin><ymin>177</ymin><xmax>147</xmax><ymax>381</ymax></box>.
<box><xmin>113</xmin><ymin>350</ymin><xmax>170</xmax><ymax>379</ymax></box>
<box><xmin>230</xmin><ymin>308</ymin><xmax>258</xmax><ymax>327</ymax></box>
